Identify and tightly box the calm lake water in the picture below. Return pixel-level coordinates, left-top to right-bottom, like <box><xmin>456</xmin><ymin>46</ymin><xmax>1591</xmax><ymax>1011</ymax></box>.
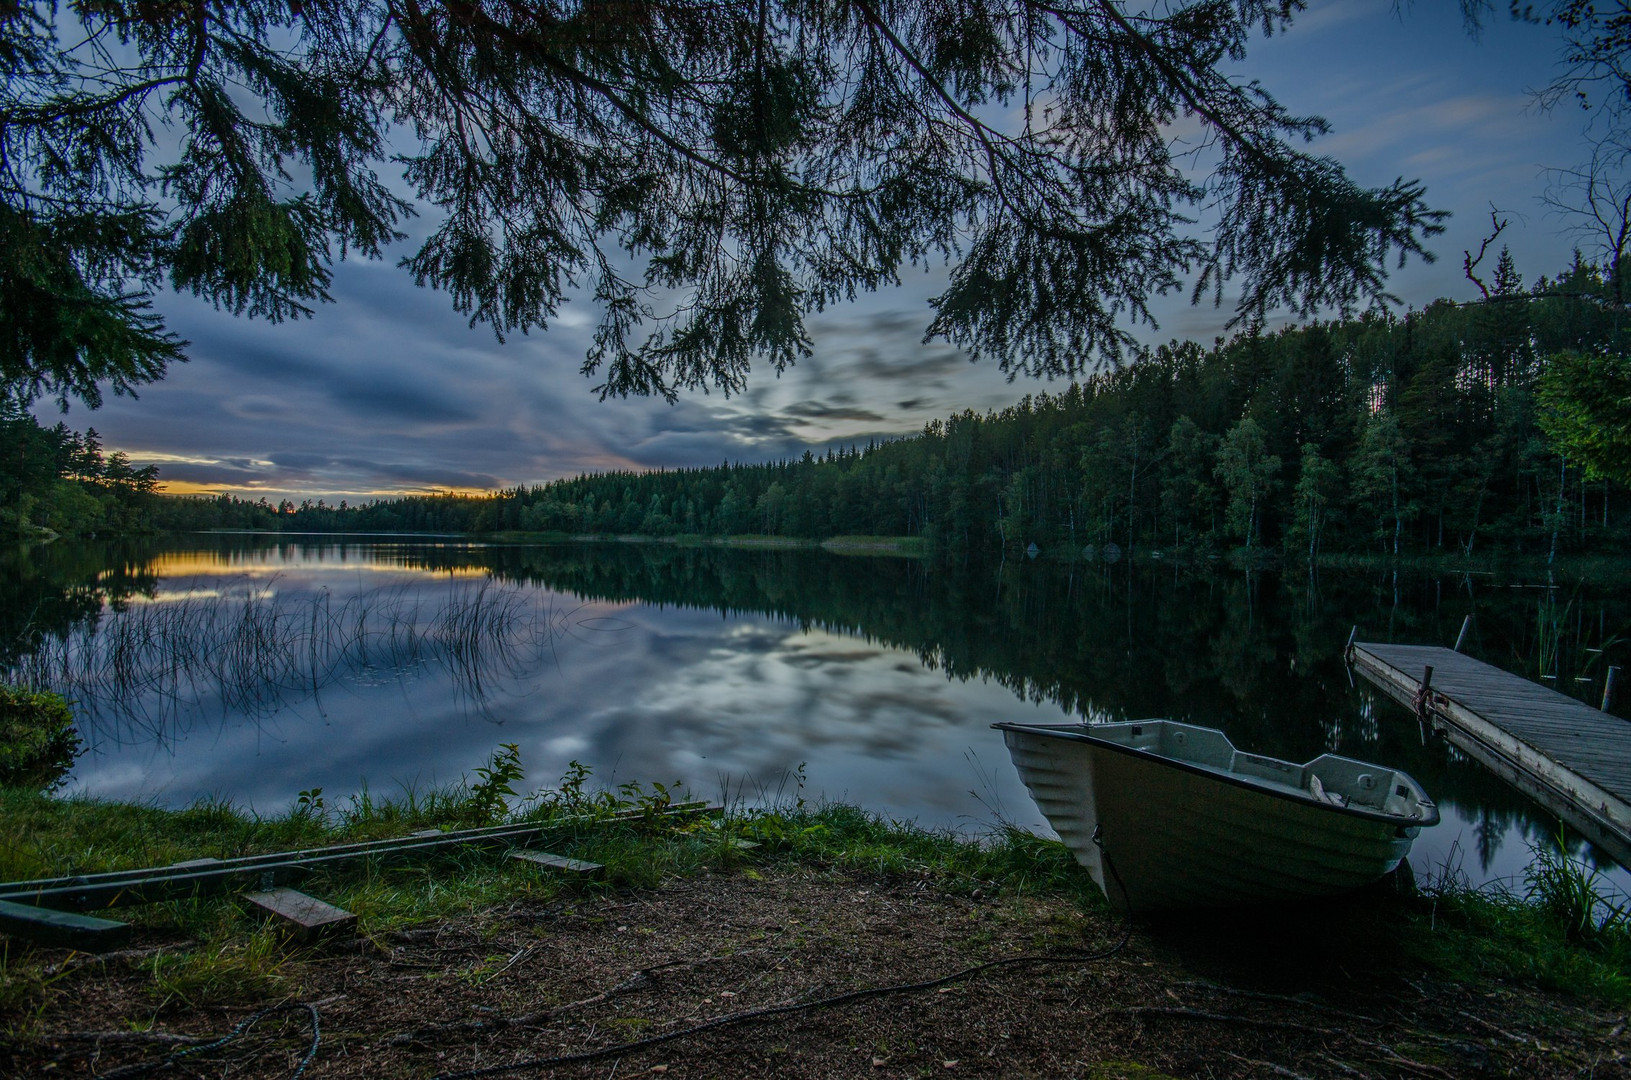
<box><xmin>6</xmin><ymin>536</ymin><xmax>1629</xmax><ymax>895</ymax></box>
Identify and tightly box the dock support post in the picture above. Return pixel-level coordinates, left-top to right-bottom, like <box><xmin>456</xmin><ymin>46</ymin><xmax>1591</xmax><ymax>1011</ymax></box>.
<box><xmin>1606</xmin><ymin>666</ymin><xmax>1622</xmax><ymax>714</ymax></box>
<box><xmin>1454</xmin><ymin>615</ymin><xmax>1473</xmax><ymax>653</ymax></box>
<box><xmin>1415</xmin><ymin>665</ymin><xmax>1435</xmax><ymax>721</ymax></box>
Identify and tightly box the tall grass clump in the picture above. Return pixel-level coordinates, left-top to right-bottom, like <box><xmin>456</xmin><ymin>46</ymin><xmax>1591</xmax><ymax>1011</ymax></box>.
<box><xmin>1408</xmin><ymin>833</ymin><xmax>1631</xmax><ymax>1005</ymax></box>
<box><xmin>1523</xmin><ymin>830</ymin><xmax>1629</xmax><ymax>946</ymax></box>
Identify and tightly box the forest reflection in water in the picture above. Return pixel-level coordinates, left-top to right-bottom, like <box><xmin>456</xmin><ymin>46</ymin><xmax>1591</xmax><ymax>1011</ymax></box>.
<box><xmin>4</xmin><ymin>535</ymin><xmax>1629</xmax><ymax>894</ymax></box>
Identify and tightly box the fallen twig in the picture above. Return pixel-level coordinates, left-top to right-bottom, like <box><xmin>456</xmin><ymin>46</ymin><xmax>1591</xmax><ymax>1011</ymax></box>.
<box><xmin>1315</xmin><ymin>1053</ymin><xmax>1372</xmax><ymax>1078</ymax></box>
<box><xmin>1097</xmin><ymin>1006</ymin><xmax>1458</xmax><ymax>1080</ymax></box>
<box><xmin>1176</xmin><ymin>980</ymin><xmax>1384</xmax><ymax>1026</ymax></box>
<box><xmin>53</xmin><ymin>1030</ymin><xmax>214</xmax><ymax>1047</ymax></box>
<box><xmin>1222</xmin><ymin>1051</ymin><xmax>1312</xmax><ymax>1079</ymax></box>
<box><xmin>1090</xmin><ymin>1005</ymin><xmax>1340</xmax><ymax>1038</ymax></box>
<box><xmin>381</xmin><ymin>952</ymin><xmax>764</xmax><ymax>1047</ymax></box>
<box><xmin>41</xmin><ymin>942</ymin><xmax>195</xmax><ymax>976</ymax></box>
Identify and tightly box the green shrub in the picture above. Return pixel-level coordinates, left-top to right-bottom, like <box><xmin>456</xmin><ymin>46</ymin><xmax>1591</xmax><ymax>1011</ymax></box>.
<box><xmin>0</xmin><ymin>685</ymin><xmax>82</xmax><ymax>791</ymax></box>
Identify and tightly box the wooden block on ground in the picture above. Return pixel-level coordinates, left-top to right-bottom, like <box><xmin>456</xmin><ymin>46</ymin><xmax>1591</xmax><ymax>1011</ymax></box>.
<box><xmin>245</xmin><ymin>887</ymin><xmax>357</xmax><ymax>940</ymax></box>
<box><xmin>508</xmin><ymin>851</ymin><xmax>604</xmax><ymax>878</ymax></box>
<box><xmin>0</xmin><ymin>898</ymin><xmax>133</xmax><ymax>951</ymax></box>
<box><xmin>167</xmin><ymin>857</ymin><xmax>223</xmax><ymax>870</ymax></box>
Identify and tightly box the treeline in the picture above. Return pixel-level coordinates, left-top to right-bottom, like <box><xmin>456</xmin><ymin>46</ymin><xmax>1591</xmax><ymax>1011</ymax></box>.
<box><xmin>154</xmin><ymin>252</ymin><xmax>1626</xmax><ymax>560</ymax></box>
<box><xmin>1</xmin><ymin>405</ymin><xmax>160</xmax><ymax>538</ymax></box>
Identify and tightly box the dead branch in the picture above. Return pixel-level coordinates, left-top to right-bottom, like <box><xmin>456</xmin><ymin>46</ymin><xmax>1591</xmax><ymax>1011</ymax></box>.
<box><xmin>1090</xmin><ymin>1004</ymin><xmax>1340</xmax><ymax>1037</ymax></box>
<box><xmin>50</xmin><ymin>1030</ymin><xmax>214</xmax><ymax>1046</ymax></box>
<box><xmin>1096</xmin><ymin>1006</ymin><xmax>1459</xmax><ymax>1080</ymax></box>
<box><xmin>1463</xmin><ymin>208</ymin><xmax>1509</xmax><ymax>299</ymax></box>
<box><xmin>1222</xmin><ymin>1051</ymin><xmax>1313</xmax><ymax>1079</ymax></box>
<box><xmin>1315</xmin><ymin>1053</ymin><xmax>1373</xmax><ymax>1078</ymax></box>
<box><xmin>40</xmin><ymin>941</ymin><xmax>195</xmax><ymax>976</ymax></box>
<box><xmin>1175</xmin><ymin>979</ymin><xmax>1384</xmax><ymax>1025</ymax></box>
<box><xmin>381</xmin><ymin>949</ymin><xmax>770</xmax><ymax>1047</ymax></box>
<box><xmin>1453</xmin><ymin>1008</ymin><xmax>1528</xmax><ymax>1044</ymax></box>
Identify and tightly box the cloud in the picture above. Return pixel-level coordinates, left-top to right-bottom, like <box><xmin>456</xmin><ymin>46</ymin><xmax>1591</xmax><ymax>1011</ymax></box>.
<box><xmin>54</xmin><ymin>4</ymin><xmax>1588</xmax><ymax>501</ymax></box>
<box><xmin>326</xmin><ymin>382</ymin><xmax>478</xmax><ymax>424</ymax></box>
<box><xmin>152</xmin><ymin>461</ymin><xmax>273</xmax><ymax>487</ymax></box>
<box><xmin>782</xmin><ymin>402</ymin><xmax>887</xmax><ymax>422</ymax></box>
<box><xmin>269</xmin><ymin>451</ymin><xmax>332</xmax><ymax>469</ymax></box>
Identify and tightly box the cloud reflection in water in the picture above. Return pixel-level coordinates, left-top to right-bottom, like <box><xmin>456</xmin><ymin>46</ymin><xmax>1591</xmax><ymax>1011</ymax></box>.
<box><xmin>51</xmin><ymin>551</ymin><xmax>1063</xmax><ymax>836</ymax></box>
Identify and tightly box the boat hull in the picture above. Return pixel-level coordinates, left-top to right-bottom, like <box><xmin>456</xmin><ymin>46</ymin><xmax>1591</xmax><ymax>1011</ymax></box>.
<box><xmin>1002</xmin><ymin>727</ymin><xmax>1421</xmax><ymax>913</ymax></box>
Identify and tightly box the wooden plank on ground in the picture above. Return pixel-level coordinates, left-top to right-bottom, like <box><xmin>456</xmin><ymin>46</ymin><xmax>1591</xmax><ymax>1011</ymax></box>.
<box><xmin>0</xmin><ymin>898</ymin><xmax>132</xmax><ymax>951</ymax></box>
<box><xmin>245</xmin><ymin>887</ymin><xmax>357</xmax><ymax>940</ymax></box>
<box><xmin>508</xmin><ymin>851</ymin><xmax>604</xmax><ymax>877</ymax></box>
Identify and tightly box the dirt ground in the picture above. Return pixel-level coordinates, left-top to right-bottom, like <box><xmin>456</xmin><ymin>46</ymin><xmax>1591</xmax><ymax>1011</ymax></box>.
<box><xmin>6</xmin><ymin>864</ymin><xmax>1628</xmax><ymax>1079</ymax></box>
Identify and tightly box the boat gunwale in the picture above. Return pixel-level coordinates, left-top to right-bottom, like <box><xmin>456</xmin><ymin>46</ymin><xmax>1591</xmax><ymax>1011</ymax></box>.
<box><xmin>993</xmin><ymin>720</ymin><xmax>1441</xmax><ymax>829</ymax></box>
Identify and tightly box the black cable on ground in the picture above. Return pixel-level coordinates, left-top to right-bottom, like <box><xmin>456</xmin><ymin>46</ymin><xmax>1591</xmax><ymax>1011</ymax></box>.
<box><xmin>98</xmin><ymin>1001</ymin><xmax>321</xmax><ymax>1080</ymax></box>
<box><xmin>430</xmin><ymin>918</ymin><xmax>1133</xmax><ymax>1080</ymax></box>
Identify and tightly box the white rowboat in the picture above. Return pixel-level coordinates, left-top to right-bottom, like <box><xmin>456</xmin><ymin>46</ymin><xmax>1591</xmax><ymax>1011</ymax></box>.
<box><xmin>995</xmin><ymin>719</ymin><xmax>1439</xmax><ymax>913</ymax></box>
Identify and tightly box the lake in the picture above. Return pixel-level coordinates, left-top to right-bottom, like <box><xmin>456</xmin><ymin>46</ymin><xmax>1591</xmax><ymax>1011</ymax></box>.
<box><xmin>5</xmin><ymin>535</ymin><xmax>1629</xmax><ymax>895</ymax></box>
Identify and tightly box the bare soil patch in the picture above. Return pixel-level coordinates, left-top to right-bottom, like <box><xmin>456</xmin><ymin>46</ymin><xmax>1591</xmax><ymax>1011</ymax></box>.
<box><xmin>5</xmin><ymin>864</ymin><xmax>1626</xmax><ymax>1079</ymax></box>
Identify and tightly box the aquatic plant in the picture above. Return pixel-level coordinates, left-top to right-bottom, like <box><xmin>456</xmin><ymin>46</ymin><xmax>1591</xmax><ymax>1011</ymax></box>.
<box><xmin>0</xmin><ymin>685</ymin><xmax>80</xmax><ymax>792</ymax></box>
<box><xmin>1524</xmin><ymin>830</ymin><xmax>1629</xmax><ymax>945</ymax></box>
<box><xmin>0</xmin><ymin>577</ymin><xmax>587</xmax><ymax>739</ymax></box>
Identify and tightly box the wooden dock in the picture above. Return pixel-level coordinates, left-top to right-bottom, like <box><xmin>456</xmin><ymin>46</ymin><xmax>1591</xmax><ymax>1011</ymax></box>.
<box><xmin>1349</xmin><ymin>642</ymin><xmax>1631</xmax><ymax>866</ymax></box>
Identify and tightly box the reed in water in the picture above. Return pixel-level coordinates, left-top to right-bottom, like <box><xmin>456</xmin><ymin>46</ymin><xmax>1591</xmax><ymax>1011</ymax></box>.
<box><xmin>3</xmin><ymin>576</ymin><xmax>593</xmax><ymax>739</ymax></box>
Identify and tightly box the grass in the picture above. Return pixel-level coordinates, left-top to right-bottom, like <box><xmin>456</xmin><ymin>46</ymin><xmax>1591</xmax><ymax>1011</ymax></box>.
<box><xmin>3</xmin><ymin>755</ymin><xmax>1631</xmax><ymax>1029</ymax></box>
<box><xmin>0</xmin><ymin>763</ymin><xmax>1101</xmax><ymax>1033</ymax></box>
<box><xmin>1399</xmin><ymin>835</ymin><xmax>1631</xmax><ymax>1004</ymax></box>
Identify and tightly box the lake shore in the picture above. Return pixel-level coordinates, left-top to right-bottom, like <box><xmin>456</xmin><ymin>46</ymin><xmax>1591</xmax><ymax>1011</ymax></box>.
<box><xmin>475</xmin><ymin>530</ymin><xmax>934</xmax><ymax>556</ymax></box>
<box><xmin>2</xmin><ymin>788</ymin><xmax>1627</xmax><ymax>1079</ymax></box>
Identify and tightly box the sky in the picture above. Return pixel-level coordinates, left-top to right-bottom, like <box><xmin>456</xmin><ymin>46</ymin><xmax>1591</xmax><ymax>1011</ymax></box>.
<box><xmin>46</xmin><ymin>1</ymin><xmax>1606</xmax><ymax>503</ymax></box>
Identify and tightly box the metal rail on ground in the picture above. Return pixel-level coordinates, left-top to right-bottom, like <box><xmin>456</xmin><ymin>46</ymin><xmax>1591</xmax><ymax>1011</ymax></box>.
<box><xmin>0</xmin><ymin>802</ymin><xmax>722</xmax><ymax>949</ymax></box>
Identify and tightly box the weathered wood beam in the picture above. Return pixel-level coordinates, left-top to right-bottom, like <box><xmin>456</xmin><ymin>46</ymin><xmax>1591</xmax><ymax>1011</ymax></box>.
<box><xmin>244</xmin><ymin>887</ymin><xmax>357</xmax><ymax>940</ymax></box>
<box><xmin>0</xmin><ymin>898</ymin><xmax>132</xmax><ymax>951</ymax></box>
<box><xmin>507</xmin><ymin>851</ymin><xmax>605</xmax><ymax>877</ymax></box>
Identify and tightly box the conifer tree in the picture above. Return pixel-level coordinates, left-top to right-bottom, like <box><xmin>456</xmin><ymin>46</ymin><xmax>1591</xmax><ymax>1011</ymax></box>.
<box><xmin>3</xmin><ymin>1</ymin><xmax>1444</xmax><ymax>407</ymax></box>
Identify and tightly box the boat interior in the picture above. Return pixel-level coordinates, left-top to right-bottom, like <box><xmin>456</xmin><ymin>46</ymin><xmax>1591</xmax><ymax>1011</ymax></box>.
<box><xmin>1053</xmin><ymin>720</ymin><xmax>1434</xmax><ymax>821</ymax></box>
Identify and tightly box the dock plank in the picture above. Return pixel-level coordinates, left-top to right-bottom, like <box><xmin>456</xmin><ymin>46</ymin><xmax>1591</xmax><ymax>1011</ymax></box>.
<box><xmin>1351</xmin><ymin>642</ymin><xmax>1631</xmax><ymax>867</ymax></box>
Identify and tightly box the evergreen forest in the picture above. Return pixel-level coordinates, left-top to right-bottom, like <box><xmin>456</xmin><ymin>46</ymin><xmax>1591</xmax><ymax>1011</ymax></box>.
<box><xmin>8</xmin><ymin>253</ymin><xmax>1630</xmax><ymax>562</ymax></box>
<box><xmin>1</xmin><ymin>407</ymin><xmax>161</xmax><ymax>537</ymax></box>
